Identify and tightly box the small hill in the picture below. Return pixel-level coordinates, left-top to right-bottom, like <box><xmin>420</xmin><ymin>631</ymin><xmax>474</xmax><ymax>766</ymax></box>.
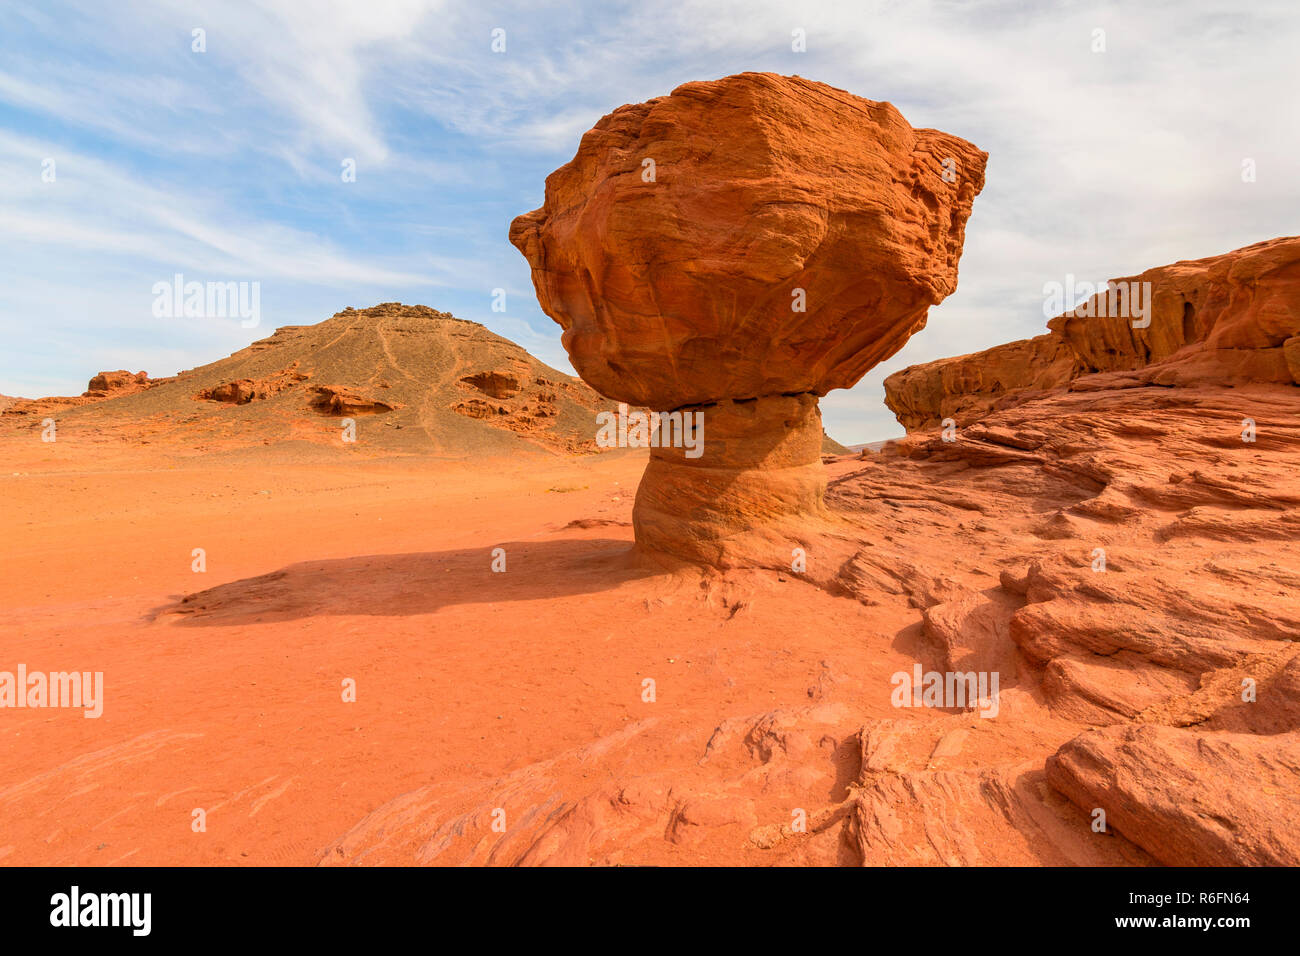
<box><xmin>5</xmin><ymin>304</ymin><xmax>616</xmax><ymax>457</ymax></box>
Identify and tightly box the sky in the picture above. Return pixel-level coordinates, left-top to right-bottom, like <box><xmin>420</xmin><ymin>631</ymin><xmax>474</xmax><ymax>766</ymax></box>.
<box><xmin>1</xmin><ymin>0</ymin><xmax>1297</xmax><ymax>443</ymax></box>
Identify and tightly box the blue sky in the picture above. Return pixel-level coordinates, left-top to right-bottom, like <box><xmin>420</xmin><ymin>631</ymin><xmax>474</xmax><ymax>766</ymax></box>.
<box><xmin>2</xmin><ymin>0</ymin><xmax>1297</xmax><ymax>442</ymax></box>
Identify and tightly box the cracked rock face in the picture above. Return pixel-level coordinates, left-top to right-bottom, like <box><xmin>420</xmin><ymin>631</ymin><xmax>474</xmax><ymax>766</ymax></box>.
<box><xmin>510</xmin><ymin>72</ymin><xmax>987</xmax><ymax>563</ymax></box>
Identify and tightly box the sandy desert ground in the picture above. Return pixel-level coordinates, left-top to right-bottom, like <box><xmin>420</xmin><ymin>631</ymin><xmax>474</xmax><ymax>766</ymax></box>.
<box><xmin>0</xmin><ymin>436</ymin><xmax>944</xmax><ymax>866</ymax></box>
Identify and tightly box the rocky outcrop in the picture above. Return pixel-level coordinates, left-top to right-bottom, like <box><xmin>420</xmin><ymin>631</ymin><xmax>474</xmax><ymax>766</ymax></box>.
<box><xmin>3</xmin><ymin>370</ymin><xmax>158</xmax><ymax>417</ymax></box>
<box><xmin>861</xmin><ymin>370</ymin><xmax>1300</xmax><ymax>864</ymax></box>
<box><xmin>885</xmin><ymin>235</ymin><xmax>1300</xmax><ymax>430</ymax></box>
<box><xmin>309</xmin><ymin>385</ymin><xmax>401</xmax><ymax>416</ymax></box>
<box><xmin>193</xmin><ymin>365</ymin><xmax>309</xmax><ymax>405</ymax></box>
<box><xmin>511</xmin><ymin>72</ymin><xmax>986</xmax><ymax>563</ymax></box>
<box><xmin>1052</xmin><ymin>236</ymin><xmax>1300</xmax><ymax>385</ymax></box>
<box><xmin>301</xmin><ymin>365</ymin><xmax>1298</xmax><ymax>866</ymax></box>
<box><xmin>1047</xmin><ymin>723</ymin><xmax>1300</xmax><ymax>866</ymax></box>
<box><xmin>884</xmin><ymin>334</ymin><xmax>1077</xmax><ymax>431</ymax></box>
<box><xmin>84</xmin><ymin>370</ymin><xmax>151</xmax><ymax>397</ymax></box>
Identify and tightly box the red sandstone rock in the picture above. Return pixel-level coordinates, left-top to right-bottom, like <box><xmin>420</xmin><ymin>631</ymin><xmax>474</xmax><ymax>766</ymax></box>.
<box><xmin>845</xmin><ymin>374</ymin><xmax>1300</xmax><ymax>864</ymax></box>
<box><xmin>22</xmin><ymin>243</ymin><xmax>1284</xmax><ymax>867</ymax></box>
<box><xmin>1052</xmin><ymin>236</ymin><xmax>1300</xmax><ymax>385</ymax></box>
<box><xmin>84</xmin><ymin>370</ymin><xmax>150</xmax><ymax>396</ymax></box>
<box><xmin>299</xmin><ymin>365</ymin><xmax>1299</xmax><ymax>866</ymax></box>
<box><xmin>884</xmin><ymin>334</ymin><xmax>1077</xmax><ymax>431</ymax></box>
<box><xmin>885</xmin><ymin>235</ymin><xmax>1300</xmax><ymax>430</ymax></box>
<box><xmin>1047</xmin><ymin>723</ymin><xmax>1300</xmax><ymax>866</ymax></box>
<box><xmin>194</xmin><ymin>379</ymin><xmax>262</xmax><ymax>405</ymax></box>
<box><xmin>3</xmin><ymin>370</ymin><xmax>153</xmax><ymax>417</ymax></box>
<box><xmin>511</xmin><ymin>72</ymin><xmax>986</xmax><ymax>562</ymax></box>
<box><xmin>309</xmin><ymin>385</ymin><xmax>401</xmax><ymax>416</ymax></box>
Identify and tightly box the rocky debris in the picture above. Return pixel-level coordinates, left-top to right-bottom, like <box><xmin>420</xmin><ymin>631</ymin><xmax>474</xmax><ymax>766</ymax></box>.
<box><xmin>884</xmin><ymin>235</ymin><xmax>1300</xmax><ymax>429</ymax></box>
<box><xmin>511</xmin><ymin>72</ymin><xmax>986</xmax><ymax>564</ymax></box>
<box><xmin>460</xmin><ymin>369</ymin><xmax>525</xmax><ymax>400</ymax></box>
<box><xmin>194</xmin><ymin>380</ymin><xmax>256</xmax><ymax>405</ymax></box>
<box><xmin>193</xmin><ymin>363</ymin><xmax>310</xmax><ymax>405</ymax></box>
<box><xmin>449</xmin><ymin>359</ymin><xmax>580</xmax><ymax>438</ymax></box>
<box><xmin>450</xmin><ymin>398</ymin><xmax>507</xmax><ymax>420</ymax></box>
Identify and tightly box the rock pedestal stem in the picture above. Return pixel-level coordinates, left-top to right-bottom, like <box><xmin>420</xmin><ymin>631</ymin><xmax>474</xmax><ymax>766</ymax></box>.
<box><xmin>633</xmin><ymin>394</ymin><xmax>827</xmax><ymax>565</ymax></box>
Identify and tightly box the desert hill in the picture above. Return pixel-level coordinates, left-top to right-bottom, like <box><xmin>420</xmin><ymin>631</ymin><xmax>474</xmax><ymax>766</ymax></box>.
<box><xmin>4</xmin><ymin>304</ymin><xmax>618</xmax><ymax>457</ymax></box>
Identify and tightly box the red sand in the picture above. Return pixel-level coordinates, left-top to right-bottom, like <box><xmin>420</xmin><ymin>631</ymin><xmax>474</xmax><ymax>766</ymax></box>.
<box><xmin>0</xmin><ymin>444</ymin><xmax>929</xmax><ymax>864</ymax></box>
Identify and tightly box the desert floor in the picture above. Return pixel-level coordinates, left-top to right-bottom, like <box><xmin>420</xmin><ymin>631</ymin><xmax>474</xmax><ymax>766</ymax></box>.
<box><xmin>0</xmin><ymin>441</ymin><xmax>954</xmax><ymax>865</ymax></box>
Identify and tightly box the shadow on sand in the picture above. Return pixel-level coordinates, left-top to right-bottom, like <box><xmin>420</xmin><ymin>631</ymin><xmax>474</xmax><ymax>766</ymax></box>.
<box><xmin>151</xmin><ymin>537</ymin><xmax>650</xmax><ymax>626</ymax></box>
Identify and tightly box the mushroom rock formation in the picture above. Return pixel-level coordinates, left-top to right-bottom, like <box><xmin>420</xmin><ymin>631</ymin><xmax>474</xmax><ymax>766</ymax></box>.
<box><xmin>510</xmin><ymin>72</ymin><xmax>987</xmax><ymax>564</ymax></box>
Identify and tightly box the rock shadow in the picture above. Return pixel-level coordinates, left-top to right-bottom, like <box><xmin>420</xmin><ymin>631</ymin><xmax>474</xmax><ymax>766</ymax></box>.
<box><xmin>151</xmin><ymin>537</ymin><xmax>645</xmax><ymax>627</ymax></box>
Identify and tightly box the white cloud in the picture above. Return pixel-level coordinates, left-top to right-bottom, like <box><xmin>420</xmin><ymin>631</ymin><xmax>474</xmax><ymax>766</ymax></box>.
<box><xmin>0</xmin><ymin>131</ymin><xmax>439</xmax><ymax>286</ymax></box>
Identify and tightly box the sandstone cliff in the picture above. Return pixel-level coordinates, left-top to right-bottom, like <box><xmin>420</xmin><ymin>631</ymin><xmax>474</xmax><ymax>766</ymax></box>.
<box><xmin>885</xmin><ymin>235</ymin><xmax>1300</xmax><ymax>431</ymax></box>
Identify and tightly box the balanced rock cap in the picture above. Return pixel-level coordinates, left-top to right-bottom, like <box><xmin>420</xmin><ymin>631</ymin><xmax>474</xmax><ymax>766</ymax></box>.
<box><xmin>509</xmin><ymin>71</ymin><xmax>988</xmax><ymax>412</ymax></box>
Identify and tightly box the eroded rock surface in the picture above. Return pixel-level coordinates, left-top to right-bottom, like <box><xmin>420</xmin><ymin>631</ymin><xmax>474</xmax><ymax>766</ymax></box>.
<box><xmin>885</xmin><ymin>236</ymin><xmax>1300</xmax><ymax>429</ymax></box>
<box><xmin>3</xmin><ymin>370</ymin><xmax>161</xmax><ymax>417</ymax></box>
<box><xmin>1048</xmin><ymin>723</ymin><xmax>1300</xmax><ymax>866</ymax></box>
<box><xmin>324</xmin><ymin>377</ymin><xmax>1298</xmax><ymax>867</ymax></box>
<box><xmin>84</xmin><ymin>370</ymin><xmax>152</xmax><ymax>397</ymax></box>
